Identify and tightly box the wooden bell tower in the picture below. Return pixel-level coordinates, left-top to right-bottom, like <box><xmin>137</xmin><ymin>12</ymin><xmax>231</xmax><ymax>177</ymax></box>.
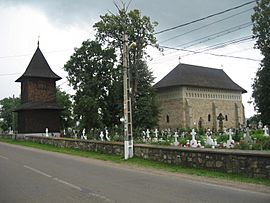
<box><xmin>15</xmin><ymin>44</ymin><xmax>62</xmax><ymax>135</ymax></box>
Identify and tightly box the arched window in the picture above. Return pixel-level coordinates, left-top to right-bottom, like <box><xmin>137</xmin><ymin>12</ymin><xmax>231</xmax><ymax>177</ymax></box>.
<box><xmin>225</xmin><ymin>115</ymin><xmax>228</xmax><ymax>121</ymax></box>
<box><xmin>166</xmin><ymin>115</ymin><xmax>170</xmax><ymax>123</ymax></box>
<box><xmin>208</xmin><ymin>114</ymin><xmax>211</xmax><ymax>122</ymax></box>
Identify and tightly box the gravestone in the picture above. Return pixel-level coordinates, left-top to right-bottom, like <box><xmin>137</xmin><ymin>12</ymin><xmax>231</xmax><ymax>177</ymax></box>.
<box><xmin>181</xmin><ymin>132</ymin><xmax>185</xmax><ymax>138</ymax></box>
<box><xmin>263</xmin><ymin>125</ymin><xmax>269</xmax><ymax>137</ymax></box>
<box><xmin>153</xmin><ymin>129</ymin><xmax>158</xmax><ymax>142</ymax></box>
<box><xmin>146</xmin><ymin>129</ymin><xmax>150</xmax><ymax>140</ymax></box>
<box><xmin>190</xmin><ymin>129</ymin><xmax>198</xmax><ymax>148</ymax></box>
<box><xmin>258</xmin><ymin>121</ymin><xmax>263</xmax><ymax>129</ymax></box>
<box><xmin>142</xmin><ymin>130</ymin><xmax>146</xmax><ymax>142</ymax></box>
<box><xmin>80</xmin><ymin>128</ymin><xmax>87</xmax><ymax>140</ymax></box>
<box><xmin>244</xmin><ymin>127</ymin><xmax>252</xmax><ymax>143</ymax></box>
<box><xmin>197</xmin><ymin>140</ymin><xmax>202</xmax><ymax>148</ymax></box>
<box><xmin>224</xmin><ymin>129</ymin><xmax>235</xmax><ymax>148</ymax></box>
<box><xmin>173</xmin><ymin>131</ymin><xmax>179</xmax><ymax>146</ymax></box>
<box><xmin>217</xmin><ymin>113</ymin><xmax>225</xmax><ymax>132</ymax></box>
<box><xmin>99</xmin><ymin>131</ymin><xmax>104</xmax><ymax>141</ymax></box>
<box><xmin>45</xmin><ymin>128</ymin><xmax>49</xmax><ymax>137</ymax></box>
<box><xmin>206</xmin><ymin>129</ymin><xmax>215</xmax><ymax>146</ymax></box>
<box><xmin>105</xmin><ymin>129</ymin><xmax>110</xmax><ymax>141</ymax></box>
<box><xmin>167</xmin><ymin>128</ymin><xmax>171</xmax><ymax>138</ymax></box>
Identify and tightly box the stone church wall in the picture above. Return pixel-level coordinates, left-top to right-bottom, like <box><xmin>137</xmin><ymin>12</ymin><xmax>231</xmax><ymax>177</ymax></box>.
<box><xmin>157</xmin><ymin>86</ymin><xmax>245</xmax><ymax>130</ymax></box>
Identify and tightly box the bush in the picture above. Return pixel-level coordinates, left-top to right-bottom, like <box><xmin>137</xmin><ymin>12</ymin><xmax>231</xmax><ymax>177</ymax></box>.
<box><xmin>252</xmin><ymin>136</ymin><xmax>270</xmax><ymax>150</ymax></box>
<box><xmin>235</xmin><ymin>141</ymin><xmax>251</xmax><ymax>150</ymax></box>
<box><xmin>232</xmin><ymin>133</ymin><xmax>242</xmax><ymax>142</ymax></box>
<box><xmin>216</xmin><ymin>134</ymin><xmax>228</xmax><ymax>144</ymax></box>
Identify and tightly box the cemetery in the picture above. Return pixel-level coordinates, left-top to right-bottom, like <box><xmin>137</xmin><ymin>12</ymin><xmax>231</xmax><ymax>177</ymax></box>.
<box><xmin>0</xmin><ymin>21</ymin><xmax>269</xmax><ymax>180</ymax></box>
<box><xmin>2</xmin><ymin>119</ymin><xmax>270</xmax><ymax>179</ymax></box>
<box><xmin>56</xmin><ymin>118</ymin><xmax>270</xmax><ymax>151</ymax></box>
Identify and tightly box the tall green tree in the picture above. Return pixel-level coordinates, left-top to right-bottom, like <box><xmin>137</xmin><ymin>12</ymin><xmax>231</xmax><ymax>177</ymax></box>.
<box><xmin>64</xmin><ymin>40</ymin><xmax>119</xmax><ymax>131</ymax></box>
<box><xmin>251</xmin><ymin>0</ymin><xmax>270</xmax><ymax>124</ymax></box>
<box><xmin>94</xmin><ymin>6</ymin><xmax>160</xmax><ymax>130</ymax></box>
<box><xmin>56</xmin><ymin>88</ymin><xmax>74</xmax><ymax>130</ymax></box>
<box><xmin>0</xmin><ymin>96</ymin><xmax>20</xmax><ymax>131</ymax></box>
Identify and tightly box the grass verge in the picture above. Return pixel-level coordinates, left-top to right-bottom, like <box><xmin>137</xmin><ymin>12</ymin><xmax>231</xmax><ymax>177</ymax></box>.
<box><xmin>1</xmin><ymin>137</ymin><xmax>270</xmax><ymax>186</ymax></box>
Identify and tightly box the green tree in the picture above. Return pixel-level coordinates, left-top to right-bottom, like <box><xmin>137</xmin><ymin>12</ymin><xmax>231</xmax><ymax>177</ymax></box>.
<box><xmin>94</xmin><ymin>6</ymin><xmax>160</xmax><ymax>130</ymax></box>
<box><xmin>56</xmin><ymin>88</ymin><xmax>74</xmax><ymax>131</ymax></box>
<box><xmin>64</xmin><ymin>40</ymin><xmax>119</xmax><ymax>131</ymax></box>
<box><xmin>0</xmin><ymin>96</ymin><xmax>20</xmax><ymax>131</ymax></box>
<box><xmin>251</xmin><ymin>0</ymin><xmax>270</xmax><ymax>124</ymax></box>
<box><xmin>133</xmin><ymin>60</ymin><xmax>159</xmax><ymax>129</ymax></box>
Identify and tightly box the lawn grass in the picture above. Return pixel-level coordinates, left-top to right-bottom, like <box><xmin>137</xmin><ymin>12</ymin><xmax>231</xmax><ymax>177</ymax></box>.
<box><xmin>1</xmin><ymin>137</ymin><xmax>270</xmax><ymax>186</ymax></box>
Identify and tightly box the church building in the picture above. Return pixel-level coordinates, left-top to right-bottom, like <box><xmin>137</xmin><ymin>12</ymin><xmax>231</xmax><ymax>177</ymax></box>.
<box><xmin>15</xmin><ymin>44</ymin><xmax>62</xmax><ymax>136</ymax></box>
<box><xmin>154</xmin><ymin>63</ymin><xmax>247</xmax><ymax>131</ymax></box>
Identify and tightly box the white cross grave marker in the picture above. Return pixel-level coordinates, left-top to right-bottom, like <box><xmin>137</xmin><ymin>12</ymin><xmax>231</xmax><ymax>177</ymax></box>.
<box><xmin>45</xmin><ymin>128</ymin><xmax>49</xmax><ymax>137</ymax></box>
<box><xmin>173</xmin><ymin>131</ymin><xmax>179</xmax><ymax>146</ymax></box>
<box><xmin>146</xmin><ymin>129</ymin><xmax>150</xmax><ymax>140</ymax></box>
<box><xmin>153</xmin><ymin>129</ymin><xmax>158</xmax><ymax>142</ymax></box>
<box><xmin>190</xmin><ymin>129</ymin><xmax>198</xmax><ymax>148</ymax></box>
<box><xmin>105</xmin><ymin>129</ymin><xmax>110</xmax><ymax>141</ymax></box>
<box><xmin>99</xmin><ymin>131</ymin><xmax>104</xmax><ymax>141</ymax></box>
<box><xmin>224</xmin><ymin>129</ymin><xmax>235</xmax><ymax>148</ymax></box>
<box><xmin>81</xmin><ymin>128</ymin><xmax>87</xmax><ymax>140</ymax></box>
<box><xmin>263</xmin><ymin>125</ymin><xmax>269</xmax><ymax>137</ymax></box>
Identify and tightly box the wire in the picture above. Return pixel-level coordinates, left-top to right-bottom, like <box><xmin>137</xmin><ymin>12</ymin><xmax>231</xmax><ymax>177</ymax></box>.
<box><xmin>180</xmin><ymin>35</ymin><xmax>254</xmax><ymax>58</ymax></box>
<box><xmin>179</xmin><ymin>22</ymin><xmax>252</xmax><ymax>49</ymax></box>
<box><xmin>154</xmin><ymin>0</ymin><xmax>256</xmax><ymax>35</ymax></box>
<box><xmin>160</xmin><ymin>7</ymin><xmax>253</xmax><ymax>43</ymax></box>
<box><xmin>0</xmin><ymin>49</ymin><xmax>73</xmax><ymax>60</ymax></box>
<box><xmin>0</xmin><ymin>73</ymin><xmax>20</xmax><ymax>77</ymax></box>
<box><xmin>161</xmin><ymin>45</ymin><xmax>260</xmax><ymax>62</ymax></box>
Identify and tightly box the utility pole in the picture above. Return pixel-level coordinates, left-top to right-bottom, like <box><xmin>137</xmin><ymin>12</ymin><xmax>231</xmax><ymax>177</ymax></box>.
<box><xmin>122</xmin><ymin>33</ymin><xmax>133</xmax><ymax>160</ymax></box>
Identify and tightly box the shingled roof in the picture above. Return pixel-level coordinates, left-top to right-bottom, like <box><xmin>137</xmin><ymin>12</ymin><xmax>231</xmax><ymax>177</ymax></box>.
<box><xmin>154</xmin><ymin>63</ymin><xmax>247</xmax><ymax>93</ymax></box>
<box><xmin>15</xmin><ymin>46</ymin><xmax>61</xmax><ymax>82</ymax></box>
<box><xmin>14</xmin><ymin>102</ymin><xmax>63</xmax><ymax>111</ymax></box>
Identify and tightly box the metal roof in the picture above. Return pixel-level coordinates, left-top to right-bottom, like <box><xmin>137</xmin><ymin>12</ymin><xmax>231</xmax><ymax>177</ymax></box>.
<box><xmin>154</xmin><ymin>63</ymin><xmax>247</xmax><ymax>93</ymax></box>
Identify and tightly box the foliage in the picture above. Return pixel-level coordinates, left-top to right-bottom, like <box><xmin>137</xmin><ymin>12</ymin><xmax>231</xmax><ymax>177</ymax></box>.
<box><xmin>94</xmin><ymin>7</ymin><xmax>160</xmax><ymax>130</ymax></box>
<box><xmin>232</xmin><ymin>133</ymin><xmax>242</xmax><ymax>142</ymax></box>
<box><xmin>64</xmin><ymin>40</ymin><xmax>119</xmax><ymax>131</ymax></box>
<box><xmin>0</xmin><ymin>96</ymin><xmax>20</xmax><ymax>131</ymax></box>
<box><xmin>132</xmin><ymin>61</ymin><xmax>159</xmax><ymax>130</ymax></box>
<box><xmin>234</xmin><ymin>141</ymin><xmax>251</xmax><ymax>150</ymax></box>
<box><xmin>251</xmin><ymin>0</ymin><xmax>270</xmax><ymax>124</ymax></box>
<box><xmin>56</xmin><ymin>88</ymin><xmax>74</xmax><ymax>130</ymax></box>
<box><xmin>216</xmin><ymin>134</ymin><xmax>229</xmax><ymax>144</ymax></box>
<box><xmin>247</xmin><ymin>114</ymin><xmax>261</xmax><ymax>127</ymax></box>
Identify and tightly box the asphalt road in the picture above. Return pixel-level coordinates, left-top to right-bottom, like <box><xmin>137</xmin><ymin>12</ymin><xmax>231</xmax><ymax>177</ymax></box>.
<box><xmin>0</xmin><ymin>142</ymin><xmax>269</xmax><ymax>203</ymax></box>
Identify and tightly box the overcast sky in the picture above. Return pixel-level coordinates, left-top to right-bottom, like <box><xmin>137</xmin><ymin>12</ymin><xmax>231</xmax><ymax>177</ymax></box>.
<box><xmin>0</xmin><ymin>0</ymin><xmax>262</xmax><ymax>118</ymax></box>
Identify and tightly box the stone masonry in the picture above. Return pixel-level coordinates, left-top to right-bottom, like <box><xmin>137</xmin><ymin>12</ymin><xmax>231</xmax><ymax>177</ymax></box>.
<box><xmin>18</xmin><ymin>136</ymin><xmax>270</xmax><ymax>179</ymax></box>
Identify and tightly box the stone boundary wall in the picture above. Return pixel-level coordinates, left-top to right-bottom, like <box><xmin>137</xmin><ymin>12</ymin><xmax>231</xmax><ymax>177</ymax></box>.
<box><xmin>2</xmin><ymin>135</ymin><xmax>270</xmax><ymax>179</ymax></box>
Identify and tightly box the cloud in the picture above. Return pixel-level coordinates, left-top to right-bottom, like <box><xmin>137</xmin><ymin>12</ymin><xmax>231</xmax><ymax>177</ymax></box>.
<box><xmin>0</xmin><ymin>0</ymin><xmax>255</xmax><ymax>36</ymax></box>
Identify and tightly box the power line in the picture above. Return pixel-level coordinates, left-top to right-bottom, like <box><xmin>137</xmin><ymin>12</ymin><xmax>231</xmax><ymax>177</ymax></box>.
<box><xmin>160</xmin><ymin>7</ymin><xmax>253</xmax><ymax>43</ymax></box>
<box><xmin>0</xmin><ymin>49</ymin><xmax>72</xmax><ymax>60</ymax></box>
<box><xmin>178</xmin><ymin>22</ymin><xmax>252</xmax><ymax>49</ymax></box>
<box><xmin>161</xmin><ymin>45</ymin><xmax>260</xmax><ymax>62</ymax></box>
<box><xmin>154</xmin><ymin>0</ymin><xmax>256</xmax><ymax>35</ymax></box>
<box><xmin>152</xmin><ymin>35</ymin><xmax>255</xmax><ymax>64</ymax></box>
<box><xmin>196</xmin><ymin>35</ymin><xmax>253</xmax><ymax>52</ymax></box>
<box><xmin>181</xmin><ymin>35</ymin><xmax>254</xmax><ymax>58</ymax></box>
<box><xmin>0</xmin><ymin>73</ymin><xmax>20</xmax><ymax>77</ymax></box>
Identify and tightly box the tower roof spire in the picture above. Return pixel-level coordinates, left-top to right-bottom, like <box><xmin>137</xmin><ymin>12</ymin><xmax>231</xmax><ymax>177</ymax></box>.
<box><xmin>15</xmin><ymin>46</ymin><xmax>61</xmax><ymax>82</ymax></box>
<box><xmin>37</xmin><ymin>35</ymin><xmax>40</xmax><ymax>47</ymax></box>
